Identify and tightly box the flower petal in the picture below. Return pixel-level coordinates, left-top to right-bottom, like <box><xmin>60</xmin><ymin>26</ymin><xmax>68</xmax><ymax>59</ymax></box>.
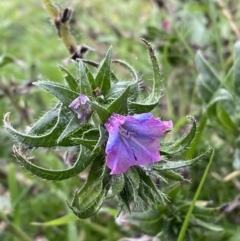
<box><xmin>105</xmin><ymin>113</ymin><xmax>173</xmax><ymax>174</ymax></box>
<box><xmin>124</xmin><ymin>114</ymin><xmax>173</xmax><ymax>138</ymax></box>
<box><xmin>105</xmin><ymin>114</ymin><xmax>125</xmax><ymax>151</ymax></box>
<box><xmin>106</xmin><ymin>138</ymin><xmax>134</xmax><ymax>174</ymax></box>
<box><xmin>69</xmin><ymin>94</ymin><xmax>92</xmax><ymax>121</ymax></box>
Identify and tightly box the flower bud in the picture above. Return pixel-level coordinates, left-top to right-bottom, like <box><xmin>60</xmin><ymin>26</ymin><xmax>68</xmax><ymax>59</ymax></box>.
<box><xmin>69</xmin><ymin>94</ymin><xmax>92</xmax><ymax>121</ymax></box>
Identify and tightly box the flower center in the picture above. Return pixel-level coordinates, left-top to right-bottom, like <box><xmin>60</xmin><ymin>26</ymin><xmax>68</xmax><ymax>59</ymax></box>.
<box><xmin>119</xmin><ymin>126</ymin><xmax>133</xmax><ymax>139</ymax></box>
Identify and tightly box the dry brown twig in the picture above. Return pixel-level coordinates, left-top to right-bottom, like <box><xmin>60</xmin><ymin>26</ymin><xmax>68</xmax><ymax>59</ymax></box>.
<box><xmin>217</xmin><ymin>0</ymin><xmax>240</xmax><ymax>39</ymax></box>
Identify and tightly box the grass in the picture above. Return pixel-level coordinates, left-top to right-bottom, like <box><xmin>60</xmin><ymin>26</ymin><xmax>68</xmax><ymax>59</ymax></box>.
<box><xmin>1</xmin><ymin>0</ymin><xmax>240</xmax><ymax>240</ymax></box>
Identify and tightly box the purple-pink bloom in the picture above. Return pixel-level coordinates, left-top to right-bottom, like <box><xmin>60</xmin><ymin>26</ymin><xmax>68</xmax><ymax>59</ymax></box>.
<box><xmin>105</xmin><ymin>113</ymin><xmax>173</xmax><ymax>175</ymax></box>
<box><xmin>69</xmin><ymin>94</ymin><xmax>92</xmax><ymax>121</ymax></box>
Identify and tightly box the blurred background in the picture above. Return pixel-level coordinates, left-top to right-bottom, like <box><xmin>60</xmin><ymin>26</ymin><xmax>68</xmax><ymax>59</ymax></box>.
<box><xmin>1</xmin><ymin>0</ymin><xmax>240</xmax><ymax>240</ymax></box>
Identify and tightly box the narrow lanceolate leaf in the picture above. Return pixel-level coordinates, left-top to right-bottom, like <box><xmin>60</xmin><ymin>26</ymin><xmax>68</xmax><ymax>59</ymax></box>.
<box><xmin>85</xmin><ymin>64</ymin><xmax>96</xmax><ymax>90</ymax></box>
<box><xmin>138</xmin><ymin>169</ymin><xmax>167</xmax><ymax>204</ymax></box>
<box><xmin>106</xmin><ymin>81</ymin><xmax>139</xmax><ymax>101</ymax></box>
<box><xmin>119</xmin><ymin>186</ymin><xmax>132</xmax><ymax>212</ymax></box>
<box><xmin>216</xmin><ymin>103</ymin><xmax>237</xmax><ymax>133</ymax></box>
<box><xmin>128</xmin><ymin>39</ymin><xmax>163</xmax><ymax>114</ymax></box>
<box><xmin>13</xmin><ymin>145</ymin><xmax>97</xmax><ymax>181</ymax></box>
<box><xmin>125</xmin><ymin>168</ymin><xmax>140</xmax><ymax>202</ymax></box>
<box><xmin>57</xmin><ymin>115</ymin><xmax>85</xmax><ymax>143</ymax></box>
<box><xmin>95</xmin><ymin>47</ymin><xmax>112</xmax><ymax>95</ymax></box>
<box><xmin>138</xmin><ymin>182</ymin><xmax>156</xmax><ymax>205</ymax></box>
<box><xmin>76</xmin><ymin>60</ymin><xmax>92</xmax><ymax>96</ymax></box>
<box><xmin>191</xmin><ymin>218</ymin><xmax>223</xmax><ymax>232</ymax></box>
<box><xmin>141</xmin><ymin>38</ymin><xmax>162</xmax><ymax>102</ymax></box>
<box><xmin>128</xmin><ymin>102</ymin><xmax>159</xmax><ymax>114</ymax></box>
<box><xmin>4</xmin><ymin>106</ymin><xmax>76</xmax><ymax>147</ymax></box>
<box><xmin>155</xmin><ymin>169</ymin><xmax>185</xmax><ymax>182</ymax></box>
<box><xmin>28</xmin><ymin>103</ymin><xmax>60</xmax><ymax>135</ymax></box>
<box><xmin>89</xmin><ymin>101</ymin><xmax>111</xmax><ymax>123</ymax></box>
<box><xmin>107</xmin><ymin>85</ymin><xmax>129</xmax><ymax>114</ymax></box>
<box><xmin>70</xmin><ymin>157</ymin><xmax>104</xmax><ymax>210</ymax></box>
<box><xmin>207</xmin><ymin>88</ymin><xmax>233</xmax><ymax>108</ymax></box>
<box><xmin>234</xmin><ymin>41</ymin><xmax>240</xmax><ymax>97</ymax></box>
<box><xmin>58</xmin><ymin>64</ymin><xmax>78</xmax><ymax>91</ymax></box>
<box><xmin>161</xmin><ymin>116</ymin><xmax>196</xmax><ymax>155</ymax></box>
<box><xmin>94</xmin><ymin>124</ymin><xmax>108</xmax><ymax>151</ymax></box>
<box><xmin>71</xmin><ymin>129</ymin><xmax>99</xmax><ymax>150</ymax></box>
<box><xmin>68</xmin><ymin>156</ymin><xmax>107</xmax><ymax>218</ymax></box>
<box><xmin>112</xmin><ymin>59</ymin><xmax>138</xmax><ymax>81</ymax></box>
<box><xmin>69</xmin><ymin>188</ymin><xmax>107</xmax><ymax>219</ymax></box>
<box><xmin>195</xmin><ymin>51</ymin><xmax>221</xmax><ymax>103</ymax></box>
<box><xmin>129</xmin><ymin>208</ymin><xmax>163</xmax><ymax>235</ymax></box>
<box><xmin>156</xmin><ymin>148</ymin><xmax>211</xmax><ymax>171</ymax></box>
<box><xmin>34</xmin><ymin>81</ymin><xmax>79</xmax><ymax>107</ymax></box>
<box><xmin>32</xmin><ymin>213</ymin><xmax>78</xmax><ymax>226</ymax></box>
<box><xmin>107</xmin><ymin>174</ymin><xmax>125</xmax><ymax>198</ymax></box>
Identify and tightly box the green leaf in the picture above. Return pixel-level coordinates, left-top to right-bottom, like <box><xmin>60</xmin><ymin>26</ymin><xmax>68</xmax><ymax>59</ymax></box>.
<box><xmin>204</xmin><ymin>88</ymin><xmax>236</xmax><ymax>135</ymax></box>
<box><xmin>32</xmin><ymin>213</ymin><xmax>78</xmax><ymax>226</ymax></box>
<box><xmin>71</xmin><ymin>129</ymin><xmax>99</xmax><ymax>150</ymax></box>
<box><xmin>128</xmin><ymin>101</ymin><xmax>159</xmax><ymax>114</ymax></box>
<box><xmin>129</xmin><ymin>208</ymin><xmax>163</xmax><ymax>235</ymax></box>
<box><xmin>27</xmin><ymin>104</ymin><xmax>60</xmax><ymax>135</ymax></box>
<box><xmin>58</xmin><ymin>64</ymin><xmax>78</xmax><ymax>91</ymax></box>
<box><xmin>119</xmin><ymin>187</ymin><xmax>131</xmax><ymax>213</ymax></box>
<box><xmin>94</xmin><ymin>124</ymin><xmax>108</xmax><ymax>151</ymax></box>
<box><xmin>125</xmin><ymin>39</ymin><xmax>164</xmax><ymax>114</ymax></box>
<box><xmin>107</xmin><ymin>85</ymin><xmax>129</xmax><ymax>114</ymax></box>
<box><xmin>197</xmin><ymin>75</ymin><xmax>213</xmax><ymax>103</ymax></box>
<box><xmin>76</xmin><ymin>60</ymin><xmax>92</xmax><ymax>96</ymax></box>
<box><xmin>138</xmin><ymin>182</ymin><xmax>156</xmax><ymax>205</ymax></box>
<box><xmin>34</xmin><ymin>81</ymin><xmax>79</xmax><ymax>107</ymax></box>
<box><xmin>141</xmin><ymin>39</ymin><xmax>162</xmax><ymax>102</ymax></box>
<box><xmin>69</xmin><ymin>188</ymin><xmax>107</xmax><ymax>219</ymax></box>
<box><xmin>215</xmin><ymin>103</ymin><xmax>237</xmax><ymax>133</ymax></box>
<box><xmin>0</xmin><ymin>55</ymin><xmax>17</xmax><ymax>68</ymax></box>
<box><xmin>107</xmin><ymin>81</ymin><xmax>139</xmax><ymax>101</ymax></box>
<box><xmin>124</xmin><ymin>168</ymin><xmax>140</xmax><ymax>202</ymax></box>
<box><xmin>111</xmin><ymin>60</ymin><xmax>140</xmax><ymax>99</ymax></box>
<box><xmin>57</xmin><ymin>115</ymin><xmax>85</xmax><ymax>143</ymax></box>
<box><xmin>195</xmin><ymin>51</ymin><xmax>221</xmax><ymax>103</ymax></box>
<box><xmin>112</xmin><ymin>59</ymin><xmax>138</xmax><ymax>81</ymax></box>
<box><xmin>156</xmin><ymin>148</ymin><xmax>211</xmax><ymax>171</ymax></box>
<box><xmin>107</xmin><ymin>174</ymin><xmax>125</xmax><ymax>198</ymax></box>
<box><xmin>161</xmin><ymin>116</ymin><xmax>196</xmax><ymax>155</ymax></box>
<box><xmin>90</xmin><ymin>101</ymin><xmax>111</xmax><ymax>123</ymax></box>
<box><xmin>207</xmin><ymin>88</ymin><xmax>233</xmax><ymax>108</ymax></box>
<box><xmin>190</xmin><ymin>218</ymin><xmax>223</xmax><ymax>232</ymax></box>
<box><xmin>12</xmin><ymin>145</ymin><xmax>97</xmax><ymax>181</ymax></box>
<box><xmin>85</xmin><ymin>64</ymin><xmax>96</xmax><ymax>90</ymax></box>
<box><xmin>71</xmin><ymin>138</ymin><xmax>97</xmax><ymax>150</ymax></box>
<box><xmin>4</xmin><ymin>106</ymin><xmax>76</xmax><ymax>147</ymax></box>
<box><xmin>167</xmin><ymin>184</ymin><xmax>181</xmax><ymax>201</ymax></box>
<box><xmin>234</xmin><ymin>41</ymin><xmax>240</xmax><ymax>97</ymax></box>
<box><xmin>138</xmin><ymin>169</ymin><xmax>167</xmax><ymax>204</ymax></box>
<box><xmin>68</xmin><ymin>155</ymin><xmax>107</xmax><ymax>218</ymax></box>
<box><xmin>95</xmin><ymin>47</ymin><xmax>112</xmax><ymax>95</ymax></box>
<box><xmin>156</xmin><ymin>169</ymin><xmax>185</xmax><ymax>182</ymax></box>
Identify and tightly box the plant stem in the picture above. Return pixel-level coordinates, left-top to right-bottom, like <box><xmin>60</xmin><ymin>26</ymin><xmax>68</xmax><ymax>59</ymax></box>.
<box><xmin>177</xmin><ymin>148</ymin><xmax>214</xmax><ymax>241</ymax></box>
<box><xmin>42</xmin><ymin>0</ymin><xmax>78</xmax><ymax>54</ymax></box>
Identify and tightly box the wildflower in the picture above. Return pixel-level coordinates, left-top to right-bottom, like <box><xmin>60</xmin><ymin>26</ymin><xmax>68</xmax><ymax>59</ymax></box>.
<box><xmin>69</xmin><ymin>94</ymin><xmax>92</xmax><ymax>121</ymax></box>
<box><xmin>105</xmin><ymin>113</ymin><xmax>173</xmax><ymax>174</ymax></box>
<box><xmin>162</xmin><ymin>20</ymin><xmax>171</xmax><ymax>34</ymax></box>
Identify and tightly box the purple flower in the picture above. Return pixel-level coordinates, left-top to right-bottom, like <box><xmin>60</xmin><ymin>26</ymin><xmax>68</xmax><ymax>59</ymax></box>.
<box><xmin>105</xmin><ymin>113</ymin><xmax>173</xmax><ymax>175</ymax></box>
<box><xmin>69</xmin><ymin>94</ymin><xmax>92</xmax><ymax>121</ymax></box>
